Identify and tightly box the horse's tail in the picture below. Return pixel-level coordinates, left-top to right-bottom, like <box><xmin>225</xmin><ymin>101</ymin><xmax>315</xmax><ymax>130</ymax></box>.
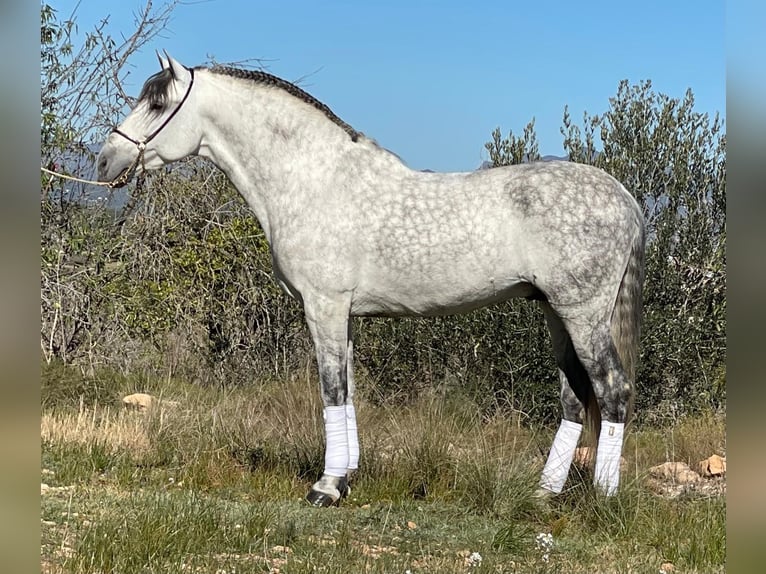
<box><xmin>609</xmin><ymin>212</ymin><xmax>646</xmax><ymax>425</ymax></box>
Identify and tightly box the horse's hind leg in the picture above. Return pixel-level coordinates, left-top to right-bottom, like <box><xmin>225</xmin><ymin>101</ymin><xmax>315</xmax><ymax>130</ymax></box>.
<box><xmin>565</xmin><ymin>319</ymin><xmax>631</xmax><ymax>495</ymax></box>
<box><xmin>345</xmin><ymin>321</ymin><xmax>359</xmax><ymax>486</ymax></box>
<box><xmin>302</xmin><ymin>294</ymin><xmax>355</xmax><ymax>507</ymax></box>
<box><xmin>536</xmin><ymin>370</ymin><xmax>583</xmax><ymax>496</ymax></box>
<box><xmin>537</xmin><ymin>303</ymin><xmax>590</xmax><ymax>495</ymax></box>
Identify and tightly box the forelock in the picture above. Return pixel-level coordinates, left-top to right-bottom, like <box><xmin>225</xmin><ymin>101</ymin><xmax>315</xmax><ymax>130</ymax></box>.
<box><xmin>138</xmin><ymin>68</ymin><xmax>174</xmax><ymax>111</ymax></box>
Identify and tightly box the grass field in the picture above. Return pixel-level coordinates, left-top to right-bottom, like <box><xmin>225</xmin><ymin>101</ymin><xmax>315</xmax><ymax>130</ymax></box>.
<box><xmin>40</xmin><ymin>363</ymin><xmax>726</xmax><ymax>573</ymax></box>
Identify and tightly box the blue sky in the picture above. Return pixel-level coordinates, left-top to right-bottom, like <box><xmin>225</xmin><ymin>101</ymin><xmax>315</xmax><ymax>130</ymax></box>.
<box><xmin>53</xmin><ymin>0</ymin><xmax>725</xmax><ymax>172</ymax></box>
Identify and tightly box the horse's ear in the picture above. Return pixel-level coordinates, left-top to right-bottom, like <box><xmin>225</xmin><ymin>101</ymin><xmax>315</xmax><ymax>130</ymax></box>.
<box><xmin>156</xmin><ymin>50</ymin><xmax>169</xmax><ymax>70</ymax></box>
<box><xmin>164</xmin><ymin>51</ymin><xmax>187</xmax><ymax>80</ymax></box>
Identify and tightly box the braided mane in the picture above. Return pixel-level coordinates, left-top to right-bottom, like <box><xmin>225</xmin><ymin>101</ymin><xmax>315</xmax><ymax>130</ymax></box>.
<box><xmin>203</xmin><ymin>65</ymin><xmax>361</xmax><ymax>142</ymax></box>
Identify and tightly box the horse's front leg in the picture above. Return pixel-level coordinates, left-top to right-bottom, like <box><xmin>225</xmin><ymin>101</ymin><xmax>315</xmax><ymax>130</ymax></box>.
<box><xmin>303</xmin><ymin>294</ymin><xmax>356</xmax><ymax>507</ymax></box>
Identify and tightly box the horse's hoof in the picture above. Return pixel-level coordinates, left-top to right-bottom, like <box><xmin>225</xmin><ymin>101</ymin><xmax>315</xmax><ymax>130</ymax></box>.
<box><xmin>306</xmin><ymin>488</ymin><xmax>339</xmax><ymax>507</ymax></box>
<box><xmin>306</xmin><ymin>475</ymin><xmax>349</xmax><ymax>507</ymax></box>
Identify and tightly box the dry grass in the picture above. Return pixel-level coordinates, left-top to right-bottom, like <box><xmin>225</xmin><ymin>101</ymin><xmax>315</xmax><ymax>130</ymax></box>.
<box><xmin>41</xmin><ymin>400</ymin><xmax>152</xmax><ymax>457</ymax></box>
<box><xmin>40</xmin><ymin>367</ymin><xmax>726</xmax><ymax>574</ymax></box>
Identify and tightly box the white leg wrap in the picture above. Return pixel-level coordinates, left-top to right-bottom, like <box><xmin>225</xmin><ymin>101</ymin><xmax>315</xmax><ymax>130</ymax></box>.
<box><xmin>539</xmin><ymin>419</ymin><xmax>582</xmax><ymax>494</ymax></box>
<box><xmin>345</xmin><ymin>403</ymin><xmax>359</xmax><ymax>471</ymax></box>
<box><xmin>594</xmin><ymin>421</ymin><xmax>624</xmax><ymax>496</ymax></box>
<box><xmin>323</xmin><ymin>406</ymin><xmax>348</xmax><ymax>477</ymax></box>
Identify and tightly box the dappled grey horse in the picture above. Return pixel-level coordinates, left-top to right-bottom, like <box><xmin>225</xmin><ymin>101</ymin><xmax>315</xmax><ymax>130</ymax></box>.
<box><xmin>98</xmin><ymin>54</ymin><xmax>645</xmax><ymax>506</ymax></box>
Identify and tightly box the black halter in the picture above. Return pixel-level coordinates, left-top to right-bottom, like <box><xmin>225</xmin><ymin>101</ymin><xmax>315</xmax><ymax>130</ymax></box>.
<box><xmin>108</xmin><ymin>67</ymin><xmax>195</xmax><ymax>188</ymax></box>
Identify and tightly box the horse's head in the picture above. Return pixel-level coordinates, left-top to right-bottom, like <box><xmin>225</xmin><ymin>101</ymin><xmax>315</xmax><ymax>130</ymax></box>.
<box><xmin>97</xmin><ymin>52</ymin><xmax>199</xmax><ymax>187</ymax></box>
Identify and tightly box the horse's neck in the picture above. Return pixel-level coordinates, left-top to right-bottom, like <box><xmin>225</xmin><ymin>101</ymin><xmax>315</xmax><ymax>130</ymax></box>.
<box><xmin>196</xmin><ymin>75</ymin><xmax>356</xmax><ymax>241</ymax></box>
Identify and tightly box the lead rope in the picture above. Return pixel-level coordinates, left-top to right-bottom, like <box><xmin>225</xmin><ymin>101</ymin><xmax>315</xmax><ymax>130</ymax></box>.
<box><xmin>40</xmin><ymin>166</ymin><xmax>111</xmax><ymax>187</ymax></box>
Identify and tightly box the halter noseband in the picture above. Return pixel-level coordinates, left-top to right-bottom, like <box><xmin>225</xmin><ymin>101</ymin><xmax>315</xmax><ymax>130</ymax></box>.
<box><xmin>108</xmin><ymin>66</ymin><xmax>195</xmax><ymax>188</ymax></box>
